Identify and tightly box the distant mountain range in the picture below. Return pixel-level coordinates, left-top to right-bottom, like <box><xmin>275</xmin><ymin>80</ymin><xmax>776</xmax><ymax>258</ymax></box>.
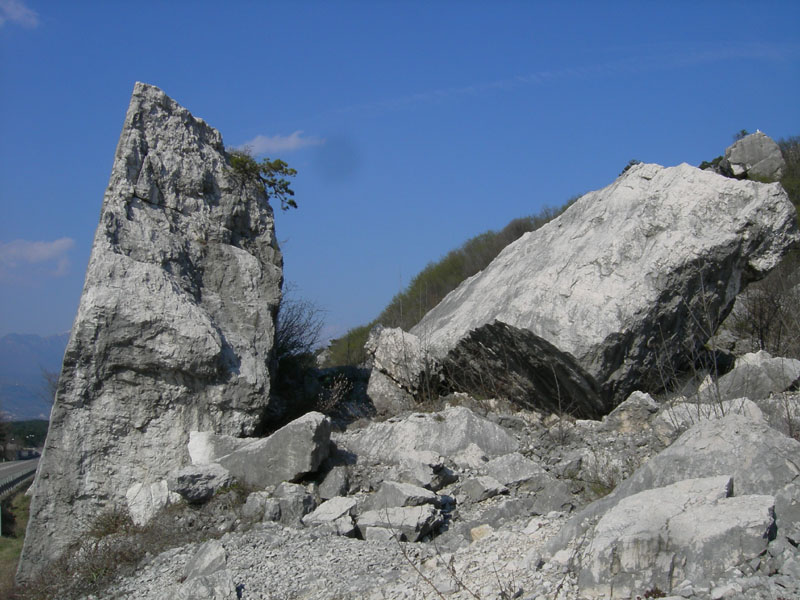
<box><xmin>0</xmin><ymin>332</ymin><xmax>69</xmax><ymax>421</ymax></box>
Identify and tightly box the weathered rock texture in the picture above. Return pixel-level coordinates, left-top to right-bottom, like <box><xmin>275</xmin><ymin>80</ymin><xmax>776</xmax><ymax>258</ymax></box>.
<box><xmin>442</xmin><ymin>321</ymin><xmax>605</xmax><ymax>417</ymax></box>
<box><xmin>411</xmin><ymin>163</ymin><xmax>798</xmax><ymax>404</ymax></box>
<box><xmin>365</xmin><ymin>326</ymin><xmax>439</xmax><ymax>414</ymax></box>
<box><xmin>721</xmin><ymin>130</ymin><xmax>786</xmax><ymax>180</ymax></box>
<box><xmin>579</xmin><ymin>475</ymin><xmax>776</xmax><ymax>598</ymax></box>
<box><xmin>339</xmin><ymin>405</ymin><xmax>518</xmax><ymax>464</ymax></box>
<box><xmin>218</xmin><ymin>411</ymin><xmax>331</xmax><ymax>489</ymax></box>
<box><xmin>19</xmin><ymin>82</ymin><xmax>283</xmax><ymax>579</ymax></box>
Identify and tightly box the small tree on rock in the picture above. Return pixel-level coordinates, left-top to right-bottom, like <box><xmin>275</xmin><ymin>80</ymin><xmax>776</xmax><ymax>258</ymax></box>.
<box><xmin>227</xmin><ymin>147</ymin><xmax>298</xmax><ymax>211</ymax></box>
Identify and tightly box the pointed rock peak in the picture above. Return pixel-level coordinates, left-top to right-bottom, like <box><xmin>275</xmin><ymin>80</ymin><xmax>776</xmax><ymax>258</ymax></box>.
<box><xmin>18</xmin><ymin>83</ymin><xmax>283</xmax><ymax>581</ymax></box>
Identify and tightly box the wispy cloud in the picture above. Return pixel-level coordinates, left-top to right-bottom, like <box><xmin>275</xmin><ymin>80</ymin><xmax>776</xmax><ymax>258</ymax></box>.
<box><xmin>0</xmin><ymin>238</ymin><xmax>75</xmax><ymax>279</ymax></box>
<box><xmin>0</xmin><ymin>0</ymin><xmax>39</xmax><ymax>28</ymax></box>
<box><xmin>240</xmin><ymin>131</ymin><xmax>325</xmax><ymax>155</ymax></box>
<box><xmin>335</xmin><ymin>42</ymin><xmax>800</xmax><ymax>115</ymax></box>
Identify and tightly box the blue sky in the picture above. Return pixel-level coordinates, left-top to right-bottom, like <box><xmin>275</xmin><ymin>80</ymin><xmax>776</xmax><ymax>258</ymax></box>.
<box><xmin>1</xmin><ymin>1</ymin><xmax>798</xmax><ymax>340</ymax></box>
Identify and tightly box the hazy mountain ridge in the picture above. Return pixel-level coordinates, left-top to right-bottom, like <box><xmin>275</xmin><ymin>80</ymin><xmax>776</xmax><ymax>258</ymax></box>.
<box><xmin>0</xmin><ymin>332</ymin><xmax>69</xmax><ymax>420</ymax></box>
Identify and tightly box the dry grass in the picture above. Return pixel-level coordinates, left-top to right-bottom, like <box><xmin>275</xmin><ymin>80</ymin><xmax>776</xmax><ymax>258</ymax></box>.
<box><xmin>0</xmin><ymin>486</ymin><xmax>32</xmax><ymax>598</ymax></box>
<box><xmin>7</xmin><ymin>486</ymin><xmax>249</xmax><ymax>600</ymax></box>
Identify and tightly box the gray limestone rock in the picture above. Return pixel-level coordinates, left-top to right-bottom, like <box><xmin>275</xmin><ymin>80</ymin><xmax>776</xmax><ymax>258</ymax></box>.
<box><xmin>188</xmin><ymin>431</ymin><xmax>250</xmax><ymax>465</ymax></box>
<box><xmin>241</xmin><ymin>491</ymin><xmax>271</xmax><ymax>521</ymax></box>
<box><xmin>340</xmin><ymin>405</ymin><xmax>518</xmax><ymax>464</ymax></box>
<box><xmin>19</xmin><ymin>82</ymin><xmax>283</xmax><ymax>580</ymax></box>
<box><xmin>601</xmin><ymin>390</ymin><xmax>660</xmax><ymax>434</ymax></box>
<box><xmin>774</xmin><ymin>482</ymin><xmax>800</xmax><ymax>544</ymax></box>
<box><xmin>442</xmin><ymin>321</ymin><xmax>606</xmax><ymax>418</ymax></box>
<box><xmin>411</xmin><ymin>162</ymin><xmax>798</xmax><ymax>405</ymax></box>
<box><xmin>548</xmin><ymin>413</ymin><xmax>800</xmax><ymax>563</ymax></box>
<box><xmin>302</xmin><ymin>496</ymin><xmax>358</xmax><ymax>536</ymax></box>
<box><xmin>318</xmin><ymin>465</ymin><xmax>349</xmax><ymax>500</ymax></box>
<box><xmin>185</xmin><ymin>539</ymin><xmax>228</xmax><ymax>580</ymax></box>
<box><xmin>218</xmin><ymin>412</ymin><xmax>331</xmax><ymax>489</ymax></box>
<box><xmin>397</xmin><ymin>451</ymin><xmax>458</xmax><ymax>491</ymax></box>
<box><xmin>365</xmin><ymin>369</ymin><xmax>415</xmax><ymax>415</ymax></box>
<box><xmin>484</xmin><ymin>452</ymin><xmax>546</xmax><ymax>489</ymax></box>
<box><xmin>167</xmin><ymin>463</ymin><xmax>234</xmax><ymax>504</ymax></box>
<box><xmin>302</xmin><ymin>496</ymin><xmax>357</xmax><ymax>525</ymax></box>
<box><xmin>458</xmin><ymin>476</ymin><xmax>509</xmax><ymax>503</ymax></box>
<box><xmin>365</xmin><ymin>327</ymin><xmax>440</xmax><ymax>414</ymax></box>
<box><xmin>125</xmin><ymin>480</ymin><xmax>181</xmax><ymax>526</ymax></box>
<box><xmin>366</xmin><ymin>481</ymin><xmax>439</xmax><ymax>511</ymax></box>
<box><xmin>721</xmin><ymin>131</ymin><xmax>786</xmax><ymax>180</ymax></box>
<box><xmin>578</xmin><ymin>476</ymin><xmax>776</xmax><ymax>598</ymax></box>
<box><xmin>174</xmin><ymin>570</ymin><xmax>236</xmax><ymax>600</ymax></box>
<box><xmin>273</xmin><ymin>482</ymin><xmax>317</xmax><ymax>525</ymax></box>
<box><xmin>700</xmin><ymin>350</ymin><xmax>800</xmax><ymax>402</ymax></box>
<box><xmin>356</xmin><ymin>505</ymin><xmax>443</xmax><ymax>542</ymax></box>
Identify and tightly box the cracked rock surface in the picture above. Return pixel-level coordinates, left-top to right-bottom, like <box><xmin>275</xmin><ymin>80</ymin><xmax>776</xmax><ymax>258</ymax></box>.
<box><xmin>19</xmin><ymin>82</ymin><xmax>283</xmax><ymax>580</ymax></box>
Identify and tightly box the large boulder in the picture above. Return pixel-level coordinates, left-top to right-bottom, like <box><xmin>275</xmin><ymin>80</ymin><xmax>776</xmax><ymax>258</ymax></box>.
<box><xmin>167</xmin><ymin>463</ymin><xmax>235</xmax><ymax>504</ymax></box>
<box><xmin>721</xmin><ymin>131</ymin><xmax>786</xmax><ymax>180</ymax></box>
<box><xmin>411</xmin><ymin>163</ymin><xmax>798</xmax><ymax>406</ymax></box>
<box><xmin>356</xmin><ymin>505</ymin><xmax>443</xmax><ymax>542</ymax></box>
<box><xmin>578</xmin><ymin>475</ymin><xmax>776</xmax><ymax>598</ymax></box>
<box><xmin>365</xmin><ymin>327</ymin><xmax>439</xmax><ymax>414</ymax></box>
<box><xmin>699</xmin><ymin>350</ymin><xmax>800</xmax><ymax>403</ymax></box>
<box><xmin>339</xmin><ymin>406</ymin><xmax>518</xmax><ymax>464</ymax></box>
<box><xmin>218</xmin><ymin>412</ymin><xmax>331</xmax><ymax>489</ymax></box>
<box><xmin>19</xmin><ymin>83</ymin><xmax>283</xmax><ymax>580</ymax></box>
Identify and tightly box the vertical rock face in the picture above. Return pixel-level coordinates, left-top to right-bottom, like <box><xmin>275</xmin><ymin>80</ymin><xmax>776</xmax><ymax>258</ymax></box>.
<box><xmin>411</xmin><ymin>163</ymin><xmax>798</xmax><ymax>404</ymax></box>
<box><xmin>18</xmin><ymin>83</ymin><xmax>282</xmax><ymax>579</ymax></box>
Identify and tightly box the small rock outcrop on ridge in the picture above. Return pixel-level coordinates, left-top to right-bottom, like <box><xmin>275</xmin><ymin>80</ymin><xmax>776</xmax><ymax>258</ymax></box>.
<box><xmin>18</xmin><ymin>82</ymin><xmax>283</xmax><ymax>579</ymax></box>
<box><xmin>411</xmin><ymin>162</ymin><xmax>798</xmax><ymax>405</ymax></box>
<box><xmin>721</xmin><ymin>130</ymin><xmax>786</xmax><ymax>180</ymax></box>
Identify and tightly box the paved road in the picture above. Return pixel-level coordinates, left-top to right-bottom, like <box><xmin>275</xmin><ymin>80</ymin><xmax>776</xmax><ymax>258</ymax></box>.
<box><xmin>0</xmin><ymin>457</ymin><xmax>39</xmax><ymax>480</ymax></box>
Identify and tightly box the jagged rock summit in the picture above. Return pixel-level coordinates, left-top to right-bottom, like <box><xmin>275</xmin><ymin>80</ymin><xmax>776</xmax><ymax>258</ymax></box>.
<box><xmin>18</xmin><ymin>82</ymin><xmax>283</xmax><ymax>580</ymax></box>
<box><xmin>410</xmin><ymin>162</ymin><xmax>798</xmax><ymax>404</ymax></box>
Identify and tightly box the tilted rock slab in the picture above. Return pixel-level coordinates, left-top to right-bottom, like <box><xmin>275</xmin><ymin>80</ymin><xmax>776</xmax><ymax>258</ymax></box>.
<box><xmin>19</xmin><ymin>83</ymin><xmax>283</xmax><ymax>580</ymax></box>
<box><xmin>217</xmin><ymin>411</ymin><xmax>331</xmax><ymax>489</ymax></box>
<box><xmin>411</xmin><ymin>163</ymin><xmax>798</xmax><ymax>405</ymax></box>
<box><xmin>579</xmin><ymin>475</ymin><xmax>776</xmax><ymax>598</ymax></box>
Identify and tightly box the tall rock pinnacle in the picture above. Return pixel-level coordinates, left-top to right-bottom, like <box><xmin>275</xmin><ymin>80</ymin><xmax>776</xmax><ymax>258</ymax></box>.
<box><xmin>18</xmin><ymin>83</ymin><xmax>283</xmax><ymax>579</ymax></box>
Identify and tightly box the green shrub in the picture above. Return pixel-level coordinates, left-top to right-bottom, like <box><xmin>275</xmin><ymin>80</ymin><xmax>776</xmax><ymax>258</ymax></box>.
<box><xmin>227</xmin><ymin>147</ymin><xmax>298</xmax><ymax>210</ymax></box>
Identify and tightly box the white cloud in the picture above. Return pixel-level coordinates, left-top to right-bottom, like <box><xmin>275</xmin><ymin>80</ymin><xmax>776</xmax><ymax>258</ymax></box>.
<box><xmin>0</xmin><ymin>237</ymin><xmax>75</xmax><ymax>278</ymax></box>
<box><xmin>0</xmin><ymin>0</ymin><xmax>39</xmax><ymax>28</ymax></box>
<box><xmin>240</xmin><ymin>131</ymin><xmax>325</xmax><ymax>155</ymax></box>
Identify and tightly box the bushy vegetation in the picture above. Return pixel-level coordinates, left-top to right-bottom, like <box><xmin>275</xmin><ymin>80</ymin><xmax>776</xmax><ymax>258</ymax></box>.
<box><xmin>324</xmin><ymin>199</ymin><xmax>579</xmax><ymax>367</ymax></box>
<box><xmin>6</xmin><ymin>420</ymin><xmax>48</xmax><ymax>449</ymax></box>
<box><xmin>227</xmin><ymin>147</ymin><xmax>298</xmax><ymax>210</ymax></box>
<box><xmin>0</xmin><ymin>489</ymin><xmax>30</xmax><ymax>597</ymax></box>
<box><xmin>778</xmin><ymin>136</ymin><xmax>800</xmax><ymax>210</ymax></box>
